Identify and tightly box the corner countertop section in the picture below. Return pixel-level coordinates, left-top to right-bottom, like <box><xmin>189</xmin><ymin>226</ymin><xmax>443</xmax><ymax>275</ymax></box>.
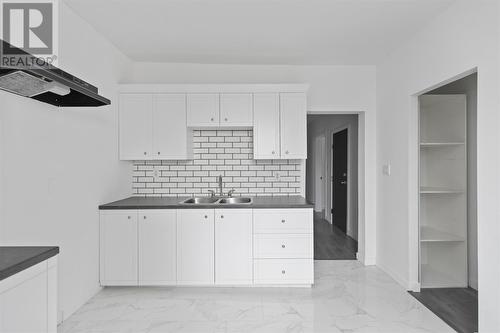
<box><xmin>0</xmin><ymin>246</ymin><xmax>59</xmax><ymax>281</ymax></box>
<box><xmin>99</xmin><ymin>196</ymin><xmax>313</xmax><ymax>210</ymax></box>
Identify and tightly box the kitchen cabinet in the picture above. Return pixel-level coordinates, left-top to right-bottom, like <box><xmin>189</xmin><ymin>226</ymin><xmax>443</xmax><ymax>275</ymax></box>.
<box><xmin>119</xmin><ymin>94</ymin><xmax>153</xmax><ymax>159</ymax></box>
<box><xmin>253</xmin><ymin>93</ymin><xmax>280</xmax><ymax>159</ymax></box>
<box><xmin>119</xmin><ymin>93</ymin><xmax>192</xmax><ymax>160</ymax></box>
<box><xmin>153</xmin><ymin>94</ymin><xmax>192</xmax><ymax>160</ymax></box>
<box><xmin>220</xmin><ymin>93</ymin><xmax>253</xmax><ymax>127</ymax></box>
<box><xmin>0</xmin><ymin>257</ymin><xmax>58</xmax><ymax>333</ymax></box>
<box><xmin>99</xmin><ymin>206</ymin><xmax>313</xmax><ymax>287</ymax></box>
<box><xmin>177</xmin><ymin>209</ymin><xmax>215</xmax><ymax>285</ymax></box>
<box><xmin>138</xmin><ymin>210</ymin><xmax>177</xmax><ymax>285</ymax></box>
<box><xmin>215</xmin><ymin>209</ymin><xmax>252</xmax><ymax>285</ymax></box>
<box><xmin>253</xmin><ymin>208</ymin><xmax>313</xmax><ymax>285</ymax></box>
<box><xmin>187</xmin><ymin>93</ymin><xmax>253</xmax><ymax>127</ymax></box>
<box><xmin>253</xmin><ymin>93</ymin><xmax>307</xmax><ymax>159</ymax></box>
<box><xmin>280</xmin><ymin>93</ymin><xmax>307</xmax><ymax>159</ymax></box>
<box><xmin>100</xmin><ymin>210</ymin><xmax>138</xmax><ymax>285</ymax></box>
<box><xmin>187</xmin><ymin>94</ymin><xmax>220</xmax><ymax>127</ymax></box>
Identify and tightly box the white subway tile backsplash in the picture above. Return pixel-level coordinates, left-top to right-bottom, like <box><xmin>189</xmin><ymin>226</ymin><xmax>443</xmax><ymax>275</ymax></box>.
<box><xmin>132</xmin><ymin>130</ymin><xmax>302</xmax><ymax>197</ymax></box>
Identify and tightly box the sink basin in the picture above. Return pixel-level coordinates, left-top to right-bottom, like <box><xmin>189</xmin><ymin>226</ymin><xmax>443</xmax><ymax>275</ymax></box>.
<box><xmin>180</xmin><ymin>197</ymin><xmax>220</xmax><ymax>204</ymax></box>
<box><xmin>218</xmin><ymin>197</ymin><xmax>252</xmax><ymax>204</ymax></box>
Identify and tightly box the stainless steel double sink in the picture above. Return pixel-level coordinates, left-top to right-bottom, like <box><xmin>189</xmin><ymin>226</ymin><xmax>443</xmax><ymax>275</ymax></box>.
<box><xmin>180</xmin><ymin>197</ymin><xmax>252</xmax><ymax>205</ymax></box>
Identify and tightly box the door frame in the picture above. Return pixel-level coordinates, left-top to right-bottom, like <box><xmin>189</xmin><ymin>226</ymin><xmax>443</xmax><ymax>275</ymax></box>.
<box><xmin>329</xmin><ymin>124</ymin><xmax>352</xmax><ymax>238</ymax></box>
<box><xmin>303</xmin><ymin>107</ymin><xmax>374</xmax><ymax>266</ymax></box>
<box><xmin>313</xmin><ymin>134</ymin><xmax>327</xmax><ymax>214</ymax></box>
<box><xmin>408</xmin><ymin>68</ymin><xmax>477</xmax><ymax>292</ymax></box>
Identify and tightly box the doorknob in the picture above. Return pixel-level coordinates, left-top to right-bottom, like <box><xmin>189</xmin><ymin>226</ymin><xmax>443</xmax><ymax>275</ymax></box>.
<box><xmin>340</xmin><ymin>180</ymin><xmax>347</xmax><ymax>185</ymax></box>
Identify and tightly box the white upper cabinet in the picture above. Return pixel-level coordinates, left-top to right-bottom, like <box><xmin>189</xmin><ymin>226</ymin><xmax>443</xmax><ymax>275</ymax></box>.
<box><xmin>187</xmin><ymin>94</ymin><xmax>220</xmax><ymax>127</ymax></box>
<box><xmin>280</xmin><ymin>93</ymin><xmax>307</xmax><ymax>159</ymax></box>
<box><xmin>119</xmin><ymin>94</ymin><xmax>153</xmax><ymax>160</ymax></box>
<box><xmin>253</xmin><ymin>93</ymin><xmax>280</xmax><ymax>159</ymax></box>
<box><xmin>153</xmin><ymin>94</ymin><xmax>192</xmax><ymax>160</ymax></box>
<box><xmin>253</xmin><ymin>92</ymin><xmax>307</xmax><ymax>159</ymax></box>
<box><xmin>215</xmin><ymin>209</ymin><xmax>253</xmax><ymax>285</ymax></box>
<box><xmin>220</xmin><ymin>93</ymin><xmax>253</xmax><ymax>127</ymax></box>
<box><xmin>119</xmin><ymin>93</ymin><xmax>192</xmax><ymax>160</ymax></box>
<box><xmin>138</xmin><ymin>210</ymin><xmax>177</xmax><ymax>285</ymax></box>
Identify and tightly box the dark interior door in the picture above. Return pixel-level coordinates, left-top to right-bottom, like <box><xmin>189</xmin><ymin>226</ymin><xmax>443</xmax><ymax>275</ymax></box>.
<box><xmin>332</xmin><ymin>129</ymin><xmax>348</xmax><ymax>233</ymax></box>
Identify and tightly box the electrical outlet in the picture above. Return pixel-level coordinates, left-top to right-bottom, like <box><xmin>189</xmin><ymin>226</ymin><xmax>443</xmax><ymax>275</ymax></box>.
<box><xmin>153</xmin><ymin>166</ymin><xmax>160</xmax><ymax>180</ymax></box>
<box><xmin>274</xmin><ymin>171</ymin><xmax>281</xmax><ymax>181</ymax></box>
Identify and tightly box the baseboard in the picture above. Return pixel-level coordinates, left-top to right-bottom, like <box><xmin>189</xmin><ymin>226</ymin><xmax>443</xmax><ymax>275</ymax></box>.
<box><xmin>356</xmin><ymin>252</ymin><xmax>376</xmax><ymax>266</ymax></box>
<box><xmin>377</xmin><ymin>261</ymin><xmax>410</xmax><ymax>290</ymax></box>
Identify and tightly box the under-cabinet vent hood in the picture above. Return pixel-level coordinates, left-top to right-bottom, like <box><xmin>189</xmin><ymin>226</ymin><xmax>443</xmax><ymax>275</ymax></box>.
<box><xmin>0</xmin><ymin>40</ymin><xmax>110</xmax><ymax>107</ymax></box>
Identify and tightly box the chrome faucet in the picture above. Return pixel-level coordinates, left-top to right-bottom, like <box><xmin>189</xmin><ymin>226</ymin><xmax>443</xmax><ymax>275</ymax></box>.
<box><xmin>218</xmin><ymin>175</ymin><xmax>223</xmax><ymax>196</ymax></box>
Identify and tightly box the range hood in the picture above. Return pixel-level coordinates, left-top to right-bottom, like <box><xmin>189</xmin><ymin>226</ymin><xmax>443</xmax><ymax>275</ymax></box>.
<box><xmin>0</xmin><ymin>40</ymin><xmax>110</xmax><ymax>107</ymax></box>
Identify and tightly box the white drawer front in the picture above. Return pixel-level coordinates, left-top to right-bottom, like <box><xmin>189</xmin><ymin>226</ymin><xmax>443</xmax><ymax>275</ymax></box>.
<box><xmin>254</xmin><ymin>234</ymin><xmax>312</xmax><ymax>259</ymax></box>
<box><xmin>254</xmin><ymin>259</ymin><xmax>313</xmax><ymax>284</ymax></box>
<box><xmin>253</xmin><ymin>209</ymin><xmax>313</xmax><ymax>234</ymax></box>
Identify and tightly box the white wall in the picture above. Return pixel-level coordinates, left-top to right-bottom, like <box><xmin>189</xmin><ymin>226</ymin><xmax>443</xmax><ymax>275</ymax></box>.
<box><xmin>376</xmin><ymin>1</ymin><xmax>499</xmax><ymax>331</ymax></box>
<box><xmin>123</xmin><ymin>63</ymin><xmax>377</xmax><ymax>265</ymax></box>
<box><xmin>0</xmin><ymin>3</ymin><xmax>132</xmax><ymax>321</ymax></box>
<box><xmin>306</xmin><ymin>115</ymin><xmax>358</xmax><ymax>240</ymax></box>
<box><xmin>427</xmin><ymin>73</ymin><xmax>478</xmax><ymax>290</ymax></box>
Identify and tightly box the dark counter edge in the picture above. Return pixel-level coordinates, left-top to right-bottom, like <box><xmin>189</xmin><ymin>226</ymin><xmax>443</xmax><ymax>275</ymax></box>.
<box><xmin>99</xmin><ymin>196</ymin><xmax>314</xmax><ymax>210</ymax></box>
<box><xmin>0</xmin><ymin>247</ymin><xmax>59</xmax><ymax>281</ymax></box>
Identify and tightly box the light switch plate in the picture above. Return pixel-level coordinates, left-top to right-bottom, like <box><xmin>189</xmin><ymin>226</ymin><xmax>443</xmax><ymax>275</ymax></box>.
<box><xmin>383</xmin><ymin>163</ymin><xmax>391</xmax><ymax>176</ymax></box>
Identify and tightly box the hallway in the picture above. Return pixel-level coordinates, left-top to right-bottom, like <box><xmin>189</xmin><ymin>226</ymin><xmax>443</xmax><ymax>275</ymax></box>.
<box><xmin>314</xmin><ymin>214</ymin><xmax>358</xmax><ymax>260</ymax></box>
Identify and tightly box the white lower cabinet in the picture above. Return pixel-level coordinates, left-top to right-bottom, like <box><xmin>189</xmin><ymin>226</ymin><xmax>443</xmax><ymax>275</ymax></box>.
<box><xmin>215</xmin><ymin>209</ymin><xmax>253</xmax><ymax>285</ymax></box>
<box><xmin>100</xmin><ymin>210</ymin><xmax>138</xmax><ymax>285</ymax></box>
<box><xmin>253</xmin><ymin>209</ymin><xmax>313</xmax><ymax>285</ymax></box>
<box><xmin>177</xmin><ymin>209</ymin><xmax>215</xmax><ymax>285</ymax></box>
<box><xmin>100</xmin><ymin>207</ymin><xmax>313</xmax><ymax>287</ymax></box>
<box><xmin>0</xmin><ymin>257</ymin><xmax>58</xmax><ymax>333</ymax></box>
<box><xmin>138</xmin><ymin>210</ymin><xmax>177</xmax><ymax>285</ymax></box>
<box><xmin>254</xmin><ymin>259</ymin><xmax>313</xmax><ymax>284</ymax></box>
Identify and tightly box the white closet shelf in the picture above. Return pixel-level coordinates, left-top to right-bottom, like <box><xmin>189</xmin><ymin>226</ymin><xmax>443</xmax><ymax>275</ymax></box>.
<box><xmin>420</xmin><ymin>264</ymin><xmax>468</xmax><ymax>289</ymax></box>
<box><xmin>420</xmin><ymin>226</ymin><xmax>465</xmax><ymax>242</ymax></box>
<box><xmin>420</xmin><ymin>186</ymin><xmax>464</xmax><ymax>194</ymax></box>
<box><xmin>420</xmin><ymin>142</ymin><xmax>465</xmax><ymax>147</ymax></box>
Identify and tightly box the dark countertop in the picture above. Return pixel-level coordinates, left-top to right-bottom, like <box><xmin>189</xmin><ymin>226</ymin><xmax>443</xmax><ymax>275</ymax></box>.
<box><xmin>0</xmin><ymin>246</ymin><xmax>59</xmax><ymax>281</ymax></box>
<box><xmin>99</xmin><ymin>196</ymin><xmax>313</xmax><ymax>210</ymax></box>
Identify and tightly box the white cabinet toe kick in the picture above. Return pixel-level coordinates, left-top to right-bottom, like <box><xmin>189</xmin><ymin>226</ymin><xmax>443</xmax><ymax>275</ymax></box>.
<box><xmin>99</xmin><ymin>208</ymin><xmax>313</xmax><ymax>287</ymax></box>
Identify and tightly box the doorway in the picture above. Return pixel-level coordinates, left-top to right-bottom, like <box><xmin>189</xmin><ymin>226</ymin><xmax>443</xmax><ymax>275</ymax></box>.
<box><xmin>306</xmin><ymin>115</ymin><xmax>358</xmax><ymax>260</ymax></box>
<box><xmin>410</xmin><ymin>72</ymin><xmax>478</xmax><ymax>333</ymax></box>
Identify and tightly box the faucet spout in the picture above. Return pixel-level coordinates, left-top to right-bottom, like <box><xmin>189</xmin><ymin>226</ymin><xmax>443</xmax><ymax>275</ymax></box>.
<box><xmin>218</xmin><ymin>175</ymin><xmax>223</xmax><ymax>196</ymax></box>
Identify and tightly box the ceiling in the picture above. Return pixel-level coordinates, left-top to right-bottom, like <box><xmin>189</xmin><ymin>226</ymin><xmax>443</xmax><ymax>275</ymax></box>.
<box><xmin>64</xmin><ymin>0</ymin><xmax>455</xmax><ymax>65</ymax></box>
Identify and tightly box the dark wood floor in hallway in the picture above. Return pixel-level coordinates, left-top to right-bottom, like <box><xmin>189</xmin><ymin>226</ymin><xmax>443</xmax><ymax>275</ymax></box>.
<box><xmin>409</xmin><ymin>288</ymin><xmax>478</xmax><ymax>333</ymax></box>
<box><xmin>314</xmin><ymin>214</ymin><xmax>358</xmax><ymax>260</ymax></box>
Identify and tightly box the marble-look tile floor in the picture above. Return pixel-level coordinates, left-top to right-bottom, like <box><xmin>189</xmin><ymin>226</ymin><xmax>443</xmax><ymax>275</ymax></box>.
<box><xmin>58</xmin><ymin>261</ymin><xmax>454</xmax><ymax>333</ymax></box>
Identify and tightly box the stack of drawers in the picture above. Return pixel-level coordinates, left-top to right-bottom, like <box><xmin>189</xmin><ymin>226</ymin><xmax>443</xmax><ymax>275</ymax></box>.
<box><xmin>253</xmin><ymin>208</ymin><xmax>314</xmax><ymax>285</ymax></box>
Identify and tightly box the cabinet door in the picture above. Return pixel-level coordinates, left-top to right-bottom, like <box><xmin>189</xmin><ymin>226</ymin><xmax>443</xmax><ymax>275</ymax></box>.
<box><xmin>138</xmin><ymin>210</ymin><xmax>176</xmax><ymax>285</ymax></box>
<box><xmin>215</xmin><ymin>209</ymin><xmax>253</xmax><ymax>285</ymax></box>
<box><xmin>100</xmin><ymin>210</ymin><xmax>138</xmax><ymax>285</ymax></box>
<box><xmin>280</xmin><ymin>93</ymin><xmax>307</xmax><ymax>159</ymax></box>
<box><xmin>177</xmin><ymin>209</ymin><xmax>214</xmax><ymax>285</ymax></box>
<box><xmin>0</xmin><ymin>264</ymin><xmax>48</xmax><ymax>333</ymax></box>
<box><xmin>153</xmin><ymin>94</ymin><xmax>192</xmax><ymax>160</ymax></box>
<box><xmin>187</xmin><ymin>94</ymin><xmax>219</xmax><ymax>127</ymax></box>
<box><xmin>253</xmin><ymin>93</ymin><xmax>280</xmax><ymax>159</ymax></box>
<box><xmin>119</xmin><ymin>94</ymin><xmax>153</xmax><ymax>160</ymax></box>
<box><xmin>220</xmin><ymin>93</ymin><xmax>253</xmax><ymax>127</ymax></box>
